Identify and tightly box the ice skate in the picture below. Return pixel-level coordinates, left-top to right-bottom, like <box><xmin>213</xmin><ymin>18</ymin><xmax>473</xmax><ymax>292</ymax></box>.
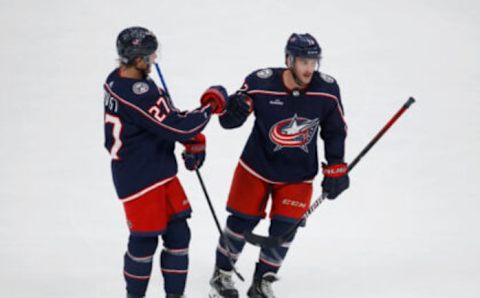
<box><xmin>208</xmin><ymin>267</ymin><xmax>239</xmax><ymax>298</ymax></box>
<box><xmin>247</xmin><ymin>272</ymin><xmax>278</xmax><ymax>298</ymax></box>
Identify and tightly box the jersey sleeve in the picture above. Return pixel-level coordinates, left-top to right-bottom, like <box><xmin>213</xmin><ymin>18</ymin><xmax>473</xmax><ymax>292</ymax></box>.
<box><xmin>105</xmin><ymin>82</ymin><xmax>212</xmax><ymax>142</ymax></box>
<box><xmin>319</xmin><ymin>82</ymin><xmax>347</xmax><ymax>164</ymax></box>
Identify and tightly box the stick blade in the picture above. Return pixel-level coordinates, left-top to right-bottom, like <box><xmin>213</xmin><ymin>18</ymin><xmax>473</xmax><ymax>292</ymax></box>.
<box><xmin>243</xmin><ymin>231</ymin><xmax>284</xmax><ymax>248</ymax></box>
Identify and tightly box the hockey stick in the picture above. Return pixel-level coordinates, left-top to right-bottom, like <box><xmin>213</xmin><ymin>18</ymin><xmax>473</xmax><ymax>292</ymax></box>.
<box><xmin>195</xmin><ymin>169</ymin><xmax>245</xmax><ymax>281</ymax></box>
<box><xmin>154</xmin><ymin>63</ymin><xmax>170</xmax><ymax>96</ymax></box>
<box><xmin>153</xmin><ymin>62</ymin><xmax>244</xmax><ymax>281</ymax></box>
<box><xmin>244</xmin><ymin>97</ymin><xmax>416</xmax><ymax>248</ymax></box>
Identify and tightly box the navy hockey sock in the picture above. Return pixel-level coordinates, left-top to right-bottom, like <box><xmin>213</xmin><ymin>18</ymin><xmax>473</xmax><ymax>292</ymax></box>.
<box><xmin>161</xmin><ymin>219</ymin><xmax>191</xmax><ymax>295</ymax></box>
<box><xmin>124</xmin><ymin>235</ymin><xmax>159</xmax><ymax>297</ymax></box>
<box><xmin>256</xmin><ymin>219</ymin><xmax>297</xmax><ymax>277</ymax></box>
<box><xmin>216</xmin><ymin>215</ymin><xmax>259</xmax><ymax>271</ymax></box>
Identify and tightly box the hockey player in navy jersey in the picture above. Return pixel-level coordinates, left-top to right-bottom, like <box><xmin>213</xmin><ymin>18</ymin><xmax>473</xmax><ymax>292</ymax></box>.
<box><xmin>104</xmin><ymin>26</ymin><xmax>228</xmax><ymax>298</ymax></box>
<box><xmin>209</xmin><ymin>33</ymin><xmax>350</xmax><ymax>298</ymax></box>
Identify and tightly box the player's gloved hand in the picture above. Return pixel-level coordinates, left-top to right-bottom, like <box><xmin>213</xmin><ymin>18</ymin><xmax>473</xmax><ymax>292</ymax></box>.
<box><xmin>228</xmin><ymin>93</ymin><xmax>253</xmax><ymax>119</ymax></box>
<box><xmin>321</xmin><ymin>162</ymin><xmax>349</xmax><ymax>199</ymax></box>
<box><xmin>200</xmin><ymin>85</ymin><xmax>228</xmax><ymax>114</ymax></box>
<box><xmin>181</xmin><ymin>133</ymin><xmax>206</xmax><ymax>171</ymax></box>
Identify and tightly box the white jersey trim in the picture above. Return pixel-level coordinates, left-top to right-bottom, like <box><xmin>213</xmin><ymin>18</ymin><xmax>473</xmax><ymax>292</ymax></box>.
<box><xmin>239</xmin><ymin>159</ymin><xmax>313</xmax><ymax>185</ymax></box>
<box><xmin>120</xmin><ymin>176</ymin><xmax>175</xmax><ymax>203</ymax></box>
<box><xmin>247</xmin><ymin>90</ymin><xmax>288</xmax><ymax>96</ymax></box>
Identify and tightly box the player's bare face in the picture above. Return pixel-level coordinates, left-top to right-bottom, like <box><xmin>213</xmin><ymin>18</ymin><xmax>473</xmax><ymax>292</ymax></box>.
<box><xmin>293</xmin><ymin>57</ymin><xmax>317</xmax><ymax>85</ymax></box>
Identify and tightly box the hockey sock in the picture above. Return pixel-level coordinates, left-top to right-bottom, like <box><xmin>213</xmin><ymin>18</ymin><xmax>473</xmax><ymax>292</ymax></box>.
<box><xmin>124</xmin><ymin>235</ymin><xmax>159</xmax><ymax>297</ymax></box>
<box><xmin>161</xmin><ymin>219</ymin><xmax>190</xmax><ymax>295</ymax></box>
<box><xmin>256</xmin><ymin>219</ymin><xmax>297</xmax><ymax>277</ymax></box>
<box><xmin>216</xmin><ymin>215</ymin><xmax>259</xmax><ymax>271</ymax></box>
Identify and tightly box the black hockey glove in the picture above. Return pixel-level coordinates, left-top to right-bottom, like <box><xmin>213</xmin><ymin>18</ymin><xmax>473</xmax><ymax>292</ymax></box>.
<box><xmin>181</xmin><ymin>133</ymin><xmax>206</xmax><ymax>171</ymax></box>
<box><xmin>219</xmin><ymin>93</ymin><xmax>253</xmax><ymax>128</ymax></box>
<box><xmin>321</xmin><ymin>162</ymin><xmax>349</xmax><ymax>199</ymax></box>
<box><xmin>228</xmin><ymin>93</ymin><xmax>252</xmax><ymax>117</ymax></box>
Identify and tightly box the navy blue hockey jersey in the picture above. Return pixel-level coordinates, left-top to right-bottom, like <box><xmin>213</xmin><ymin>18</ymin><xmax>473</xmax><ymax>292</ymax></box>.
<box><xmin>104</xmin><ymin>68</ymin><xmax>212</xmax><ymax>200</ymax></box>
<box><xmin>223</xmin><ymin>68</ymin><xmax>347</xmax><ymax>183</ymax></box>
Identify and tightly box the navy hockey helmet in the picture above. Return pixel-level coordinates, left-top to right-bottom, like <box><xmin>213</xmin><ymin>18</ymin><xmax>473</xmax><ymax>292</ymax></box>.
<box><xmin>285</xmin><ymin>33</ymin><xmax>321</xmax><ymax>60</ymax></box>
<box><xmin>116</xmin><ymin>26</ymin><xmax>158</xmax><ymax>64</ymax></box>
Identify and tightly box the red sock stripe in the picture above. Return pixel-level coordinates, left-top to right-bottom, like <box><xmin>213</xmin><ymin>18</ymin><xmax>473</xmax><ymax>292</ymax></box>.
<box><xmin>161</xmin><ymin>268</ymin><xmax>188</xmax><ymax>274</ymax></box>
<box><xmin>217</xmin><ymin>244</ymin><xmax>239</xmax><ymax>259</ymax></box>
<box><xmin>259</xmin><ymin>257</ymin><xmax>282</xmax><ymax>268</ymax></box>
<box><xmin>124</xmin><ymin>270</ymin><xmax>150</xmax><ymax>280</ymax></box>
<box><xmin>163</xmin><ymin>247</ymin><xmax>189</xmax><ymax>256</ymax></box>
<box><xmin>126</xmin><ymin>251</ymin><xmax>154</xmax><ymax>263</ymax></box>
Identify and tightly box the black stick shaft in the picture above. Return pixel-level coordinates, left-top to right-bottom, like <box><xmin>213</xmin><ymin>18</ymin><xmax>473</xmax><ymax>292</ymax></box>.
<box><xmin>195</xmin><ymin>170</ymin><xmax>245</xmax><ymax>281</ymax></box>
<box><xmin>348</xmin><ymin>97</ymin><xmax>415</xmax><ymax>171</ymax></box>
<box><xmin>196</xmin><ymin>170</ymin><xmax>224</xmax><ymax>235</ymax></box>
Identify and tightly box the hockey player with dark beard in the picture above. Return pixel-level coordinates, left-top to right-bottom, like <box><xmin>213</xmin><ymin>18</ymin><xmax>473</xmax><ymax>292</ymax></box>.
<box><xmin>103</xmin><ymin>26</ymin><xmax>228</xmax><ymax>298</ymax></box>
<box><xmin>209</xmin><ymin>33</ymin><xmax>350</xmax><ymax>298</ymax></box>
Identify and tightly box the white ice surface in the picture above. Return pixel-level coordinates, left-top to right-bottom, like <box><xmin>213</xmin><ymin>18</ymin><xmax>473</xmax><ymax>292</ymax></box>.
<box><xmin>1</xmin><ymin>0</ymin><xmax>479</xmax><ymax>297</ymax></box>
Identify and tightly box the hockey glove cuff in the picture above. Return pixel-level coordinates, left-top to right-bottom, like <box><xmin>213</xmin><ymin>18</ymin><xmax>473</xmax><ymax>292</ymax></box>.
<box><xmin>321</xmin><ymin>162</ymin><xmax>349</xmax><ymax>199</ymax></box>
<box><xmin>181</xmin><ymin>133</ymin><xmax>206</xmax><ymax>171</ymax></box>
<box><xmin>229</xmin><ymin>93</ymin><xmax>253</xmax><ymax>116</ymax></box>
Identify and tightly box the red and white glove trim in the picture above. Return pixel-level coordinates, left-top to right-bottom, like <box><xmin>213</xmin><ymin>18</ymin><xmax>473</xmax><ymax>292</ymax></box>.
<box><xmin>200</xmin><ymin>88</ymin><xmax>226</xmax><ymax>114</ymax></box>
<box><xmin>182</xmin><ymin>133</ymin><xmax>206</xmax><ymax>154</ymax></box>
<box><xmin>322</xmin><ymin>163</ymin><xmax>348</xmax><ymax>178</ymax></box>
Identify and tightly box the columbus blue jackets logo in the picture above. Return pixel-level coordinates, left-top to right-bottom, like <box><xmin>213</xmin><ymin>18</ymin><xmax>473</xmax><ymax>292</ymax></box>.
<box><xmin>256</xmin><ymin>68</ymin><xmax>273</xmax><ymax>79</ymax></box>
<box><xmin>269</xmin><ymin>114</ymin><xmax>319</xmax><ymax>152</ymax></box>
<box><xmin>320</xmin><ymin>72</ymin><xmax>335</xmax><ymax>84</ymax></box>
<box><xmin>132</xmin><ymin>82</ymin><xmax>150</xmax><ymax>95</ymax></box>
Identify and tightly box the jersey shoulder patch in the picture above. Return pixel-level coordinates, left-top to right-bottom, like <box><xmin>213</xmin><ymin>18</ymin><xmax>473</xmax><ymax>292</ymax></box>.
<box><xmin>256</xmin><ymin>68</ymin><xmax>273</xmax><ymax>79</ymax></box>
<box><xmin>132</xmin><ymin>82</ymin><xmax>150</xmax><ymax>95</ymax></box>
<box><xmin>320</xmin><ymin>72</ymin><xmax>336</xmax><ymax>84</ymax></box>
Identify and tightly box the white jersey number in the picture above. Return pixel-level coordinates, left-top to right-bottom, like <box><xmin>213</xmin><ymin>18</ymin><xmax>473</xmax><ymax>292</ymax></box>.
<box><xmin>105</xmin><ymin>113</ymin><xmax>123</xmax><ymax>160</ymax></box>
<box><xmin>148</xmin><ymin>96</ymin><xmax>171</xmax><ymax>122</ymax></box>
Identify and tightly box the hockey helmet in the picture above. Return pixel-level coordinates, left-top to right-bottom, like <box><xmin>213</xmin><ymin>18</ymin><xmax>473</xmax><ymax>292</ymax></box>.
<box><xmin>285</xmin><ymin>33</ymin><xmax>321</xmax><ymax>60</ymax></box>
<box><xmin>116</xmin><ymin>26</ymin><xmax>158</xmax><ymax>64</ymax></box>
